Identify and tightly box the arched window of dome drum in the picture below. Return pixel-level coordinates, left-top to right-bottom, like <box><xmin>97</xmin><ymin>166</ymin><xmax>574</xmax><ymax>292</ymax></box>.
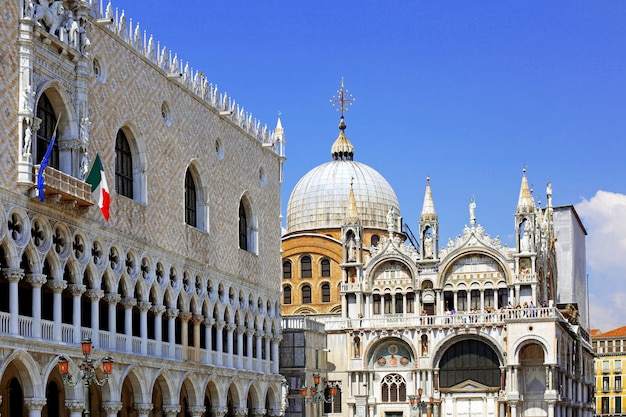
<box><xmin>381</xmin><ymin>374</ymin><xmax>406</xmax><ymax>403</ymax></box>
<box><xmin>321</xmin><ymin>259</ymin><xmax>331</xmax><ymax>277</ymax></box>
<box><xmin>301</xmin><ymin>285</ymin><xmax>311</xmax><ymax>304</ymax></box>
<box><xmin>239</xmin><ymin>201</ymin><xmax>248</xmax><ymax>250</ymax></box>
<box><xmin>283</xmin><ymin>285</ymin><xmax>292</xmax><ymax>304</ymax></box>
<box><xmin>115</xmin><ymin>130</ymin><xmax>133</xmax><ymax>198</ymax></box>
<box><xmin>371</xmin><ymin>234</ymin><xmax>379</xmax><ymax>247</ymax></box>
<box><xmin>300</xmin><ymin>256</ymin><xmax>312</xmax><ymax>278</ymax></box>
<box><xmin>184</xmin><ymin>169</ymin><xmax>197</xmax><ymax>227</ymax></box>
<box><xmin>282</xmin><ymin>261</ymin><xmax>292</xmax><ymax>279</ymax></box>
<box><xmin>321</xmin><ymin>283</ymin><xmax>331</xmax><ymax>303</ymax></box>
<box><xmin>36</xmin><ymin>93</ymin><xmax>59</xmax><ymax>170</ymax></box>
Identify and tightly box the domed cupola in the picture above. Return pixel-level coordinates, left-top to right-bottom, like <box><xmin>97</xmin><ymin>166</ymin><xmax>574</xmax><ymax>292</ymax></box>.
<box><xmin>286</xmin><ymin>81</ymin><xmax>400</xmax><ymax>234</ymax></box>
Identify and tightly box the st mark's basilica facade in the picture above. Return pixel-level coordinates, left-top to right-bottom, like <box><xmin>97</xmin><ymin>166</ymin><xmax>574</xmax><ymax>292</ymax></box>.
<box><xmin>280</xmin><ymin>108</ymin><xmax>594</xmax><ymax>417</ymax></box>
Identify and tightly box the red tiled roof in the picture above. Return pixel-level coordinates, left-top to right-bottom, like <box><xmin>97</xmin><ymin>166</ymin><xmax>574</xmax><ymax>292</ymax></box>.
<box><xmin>594</xmin><ymin>326</ymin><xmax>626</xmax><ymax>338</ymax></box>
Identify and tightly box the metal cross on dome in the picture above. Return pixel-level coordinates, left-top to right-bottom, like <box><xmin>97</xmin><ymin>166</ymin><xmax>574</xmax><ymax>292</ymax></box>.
<box><xmin>330</xmin><ymin>77</ymin><xmax>356</xmax><ymax>117</ymax></box>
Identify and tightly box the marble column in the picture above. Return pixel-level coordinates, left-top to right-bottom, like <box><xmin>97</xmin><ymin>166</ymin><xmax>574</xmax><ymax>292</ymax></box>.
<box><xmin>103</xmin><ymin>293</ymin><xmax>121</xmax><ymax>346</ymax></box>
<box><xmin>255</xmin><ymin>331</ymin><xmax>263</xmax><ymax>370</ymax></box>
<box><xmin>47</xmin><ymin>279</ymin><xmax>67</xmax><ymax>341</ymax></box>
<box><xmin>166</xmin><ymin>308</ymin><xmax>179</xmax><ymax>358</ymax></box>
<box><xmin>69</xmin><ymin>284</ymin><xmax>86</xmax><ymax>343</ymax></box>
<box><xmin>179</xmin><ymin>311</ymin><xmax>192</xmax><ymax>361</ymax></box>
<box><xmin>26</xmin><ymin>273</ymin><xmax>46</xmax><ymax>339</ymax></box>
<box><xmin>85</xmin><ymin>289</ymin><xmax>104</xmax><ymax>347</ymax></box>
<box><xmin>192</xmin><ymin>314</ymin><xmax>203</xmax><ymax>362</ymax></box>
<box><xmin>236</xmin><ymin>325</ymin><xmax>245</xmax><ymax>368</ymax></box>
<box><xmin>271</xmin><ymin>337</ymin><xmax>281</xmax><ymax>374</ymax></box>
<box><xmin>226</xmin><ymin>323</ymin><xmax>237</xmax><ymax>367</ymax></box>
<box><xmin>264</xmin><ymin>332</ymin><xmax>271</xmax><ymax>372</ymax></box>
<box><xmin>214</xmin><ymin>320</ymin><xmax>225</xmax><ymax>366</ymax></box>
<box><xmin>246</xmin><ymin>328</ymin><xmax>255</xmax><ymax>366</ymax></box>
<box><xmin>151</xmin><ymin>304</ymin><xmax>166</xmax><ymax>356</ymax></box>
<box><xmin>6</xmin><ymin>268</ymin><xmax>24</xmax><ymax>336</ymax></box>
<box><xmin>138</xmin><ymin>301</ymin><xmax>151</xmax><ymax>355</ymax></box>
<box><xmin>121</xmin><ymin>297</ymin><xmax>137</xmax><ymax>353</ymax></box>
<box><xmin>204</xmin><ymin>317</ymin><xmax>215</xmax><ymax>363</ymax></box>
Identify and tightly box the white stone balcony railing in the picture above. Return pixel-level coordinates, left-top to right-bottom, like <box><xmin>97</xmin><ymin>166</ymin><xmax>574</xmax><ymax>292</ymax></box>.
<box><xmin>318</xmin><ymin>307</ymin><xmax>560</xmax><ymax>331</ymax></box>
<box><xmin>0</xmin><ymin>313</ymin><xmax>274</xmax><ymax>373</ymax></box>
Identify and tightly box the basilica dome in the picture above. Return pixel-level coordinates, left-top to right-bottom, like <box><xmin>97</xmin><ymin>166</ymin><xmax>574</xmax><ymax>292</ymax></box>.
<box><xmin>286</xmin><ymin>117</ymin><xmax>400</xmax><ymax>233</ymax></box>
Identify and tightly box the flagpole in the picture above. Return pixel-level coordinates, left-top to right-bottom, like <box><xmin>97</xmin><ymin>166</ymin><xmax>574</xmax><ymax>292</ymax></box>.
<box><xmin>37</xmin><ymin>113</ymin><xmax>62</xmax><ymax>202</ymax></box>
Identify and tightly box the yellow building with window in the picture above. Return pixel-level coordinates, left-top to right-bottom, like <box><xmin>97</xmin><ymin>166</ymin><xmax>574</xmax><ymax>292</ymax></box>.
<box><xmin>593</xmin><ymin>326</ymin><xmax>626</xmax><ymax>416</ymax></box>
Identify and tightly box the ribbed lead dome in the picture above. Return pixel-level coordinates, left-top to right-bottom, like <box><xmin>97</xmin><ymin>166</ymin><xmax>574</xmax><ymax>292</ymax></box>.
<box><xmin>286</xmin><ymin>117</ymin><xmax>400</xmax><ymax>233</ymax></box>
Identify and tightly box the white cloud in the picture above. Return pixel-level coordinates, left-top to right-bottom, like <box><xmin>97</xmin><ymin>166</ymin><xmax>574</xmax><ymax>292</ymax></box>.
<box><xmin>576</xmin><ymin>190</ymin><xmax>626</xmax><ymax>332</ymax></box>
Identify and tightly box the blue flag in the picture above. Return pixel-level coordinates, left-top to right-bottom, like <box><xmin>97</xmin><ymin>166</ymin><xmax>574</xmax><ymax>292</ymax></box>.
<box><xmin>37</xmin><ymin>117</ymin><xmax>60</xmax><ymax>202</ymax></box>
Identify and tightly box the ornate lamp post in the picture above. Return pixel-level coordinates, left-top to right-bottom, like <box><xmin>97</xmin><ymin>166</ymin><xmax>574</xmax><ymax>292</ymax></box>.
<box><xmin>58</xmin><ymin>337</ymin><xmax>113</xmax><ymax>417</ymax></box>
<box><xmin>408</xmin><ymin>388</ymin><xmax>434</xmax><ymax>416</ymax></box>
<box><xmin>300</xmin><ymin>374</ymin><xmax>338</xmax><ymax>404</ymax></box>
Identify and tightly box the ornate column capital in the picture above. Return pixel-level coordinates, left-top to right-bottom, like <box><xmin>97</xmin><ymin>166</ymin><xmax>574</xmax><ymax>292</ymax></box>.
<box><xmin>151</xmin><ymin>304</ymin><xmax>167</xmax><ymax>316</ymax></box>
<box><xmin>104</xmin><ymin>293</ymin><xmax>122</xmax><ymax>305</ymax></box>
<box><xmin>134</xmin><ymin>403</ymin><xmax>153</xmax><ymax>415</ymax></box>
<box><xmin>68</xmin><ymin>283</ymin><xmax>87</xmax><ymax>296</ymax></box>
<box><xmin>204</xmin><ymin>317</ymin><xmax>216</xmax><ymax>326</ymax></box>
<box><xmin>272</xmin><ymin>336</ymin><xmax>283</xmax><ymax>344</ymax></box>
<box><xmin>24</xmin><ymin>397</ymin><xmax>47</xmax><ymax>411</ymax></box>
<box><xmin>192</xmin><ymin>314</ymin><xmax>204</xmax><ymax>325</ymax></box>
<box><xmin>246</xmin><ymin>328</ymin><xmax>256</xmax><ymax>337</ymax></box>
<box><xmin>237</xmin><ymin>325</ymin><xmax>247</xmax><ymax>334</ymax></box>
<box><xmin>166</xmin><ymin>308</ymin><xmax>179</xmax><ymax>319</ymax></box>
<box><xmin>179</xmin><ymin>311</ymin><xmax>193</xmax><ymax>322</ymax></box>
<box><xmin>234</xmin><ymin>408</ymin><xmax>248</xmax><ymax>417</ymax></box>
<box><xmin>47</xmin><ymin>279</ymin><xmax>68</xmax><ymax>292</ymax></box>
<box><xmin>138</xmin><ymin>301</ymin><xmax>152</xmax><ymax>312</ymax></box>
<box><xmin>120</xmin><ymin>297</ymin><xmax>137</xmax><ymax>309</ymax></box>
<box><xmin>25</xmin><ymin>273</ymin><xmax>47</xmax><ymax>287</ymax></box>
<box><xmin>64</xmin><ymin>399</ymin><xmax>85</xmax><ymax>413</ymax></box>
<box><xmin>85</xmin><ymin>289</ymin><xmax>105</xmax><ymax>301</ymax></box>
<box><xmin>102</xmin><ymin>401</ymin><xmax>124</xmax><ymax>414</ymax></box>
<box><xmin>3</xmin><ymin>268</ymin><xmax>24</xmax><ymax>282</ymax></box>
<box><xmin>189</xmin><ymin>405</ymin><xmax>206</xmax><ymax>417</ymax></box>
<box><xmin>212</xmin><ymin>406</ymin><xmax>228</xmax><ymax>417</ymax></box>
<box><xmin>163</xmin><ymin>404</ymin><xmax>182</xmax><ymax>416</ymax></box>
<box><xmin>215</xmin><ymin>320</ymin><xmax>226</xmax><ymax>330</ymax></box>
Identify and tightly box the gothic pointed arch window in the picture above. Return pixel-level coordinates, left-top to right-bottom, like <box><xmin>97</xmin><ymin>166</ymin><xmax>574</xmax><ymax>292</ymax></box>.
<box><xmin>36</xmin><ymin>93</ymin><xmax>59</xmax><ymax>170</ymax></box>
<box><xmin>239</xmin><ymin>200</ymin><xmax>248</xmax><ymax>250</ymax></box>
<box><xmin>185</xmin><ymin>168</ymin><xmax>197</xmax><ymax>227</ymax></box>
<box><xmin>115</xmin><ymin>129</ymin><xmax>133</xmax><ymax>198</ymax></box>
<box><xmin>381</xmin><ymin>374</ymin><xmax>406</xmax><ymax>402</ymax></box>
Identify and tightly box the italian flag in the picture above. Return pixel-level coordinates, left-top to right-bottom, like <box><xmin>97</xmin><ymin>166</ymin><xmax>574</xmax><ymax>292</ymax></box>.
<box><xmin>86</xmin><ymin>154</ymin><xmax>110</xmax><ymax>221</ymax></box>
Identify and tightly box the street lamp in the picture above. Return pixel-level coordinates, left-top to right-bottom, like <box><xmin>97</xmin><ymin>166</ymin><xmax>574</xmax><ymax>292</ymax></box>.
<box><xmin>58</xmin><ymin>337</ymin><xmax>113</xmax><ymax>417</ymax></box>
<box><xmin>408</xmin><ymin>389</ymin><xmax>433</xmax><ymax>415</ymax></box>
<box><xmin>300</xmin><ymin>374</ymin><xmax>338</xmax><ymax>403</ymax></box>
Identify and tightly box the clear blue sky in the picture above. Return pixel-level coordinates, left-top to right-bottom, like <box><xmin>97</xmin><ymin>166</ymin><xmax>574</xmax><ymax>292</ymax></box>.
<box><xmin>113</xmin><ymin>1</ymin><xmax>626</xmax><ymax>330</ymax></box>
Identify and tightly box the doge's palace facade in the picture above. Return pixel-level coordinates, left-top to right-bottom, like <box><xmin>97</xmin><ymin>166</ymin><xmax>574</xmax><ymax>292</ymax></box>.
<box><xmin>0</xmin><ymin>1</ymin><xmax>286</xmax><ymax>416</ymax></box>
